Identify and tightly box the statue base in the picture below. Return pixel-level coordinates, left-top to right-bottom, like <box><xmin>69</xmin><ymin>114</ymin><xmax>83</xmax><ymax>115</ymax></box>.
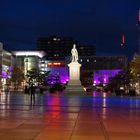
<box><xmin>64</xmin><ymin>80</ymin><xmax>85</xmax><ymax>95</ymax></box>
<box><xmin>65</xmin><ymin>59</ymin><xmax>85</xmax><ymax>95</ymax></box>
<box><xmin>68</xmin><ymin>80</ymin><xmax>81</xmax><ymax>86</ymax></box>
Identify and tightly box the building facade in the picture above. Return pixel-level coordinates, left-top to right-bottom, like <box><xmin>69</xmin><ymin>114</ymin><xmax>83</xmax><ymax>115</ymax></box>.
<box><xmin>77</xmin><ymin>56</ymin><xmax>127</xmax><ymax>86</ymax></box>
<box><xmin>39</xmin><ymin>59</ymin><xmax>69</xmax><ymax>84</ymax></box>
<box><xmin>0</xmin><ymin>43</ymin><xmax>13</xmax><ymax>86</ymax></box>
<box><xmin>37</xmin><ymin>36</ymin><xmax>96</xmax><ymax>60</ymax></box>
<box><xmin>12</xmin><ymin>51</ymin><xmax>45</xmax><ymax>76</ymax></box>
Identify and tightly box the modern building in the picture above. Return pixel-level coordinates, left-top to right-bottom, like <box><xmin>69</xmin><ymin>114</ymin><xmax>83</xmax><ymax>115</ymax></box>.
<box><xmin>0</xmin><ymin>43</ymin><xmax>13</xmax><ymax>85</ymax></box>
<box><xmin>37</xmin><ymin>36</ymin><xmax>75</xmax><ymax>60</ymax></box>
<box><xmin>12</xmin><ymin>51</ymin><xmax>45</xmax><ymax>76</ymax></box>
<box><xmin>37</xmin><ymin>36</ymin><xmax>96</xmax><ymax>60</ymax></box>
<box><xmin>39</xmin><ymin>59</ymin><xmax>69</xmax><ymax>84</ymax></box>
<box><xmin>79</xmin><ymin>56</ymin><xmax>127</xmax><ymax>70</ymax></box>
<box><xmin>69</xmin><ymin>55</ymin><xmax>127</xmax><ymax>86</ymax></box>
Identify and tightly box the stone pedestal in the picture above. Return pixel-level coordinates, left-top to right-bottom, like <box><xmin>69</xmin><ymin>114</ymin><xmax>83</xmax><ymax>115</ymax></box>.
<box><xmin>68</xmin><ymin>62</ymin><xmax>81</xmax><ymax>81</ymax></box>
<box><xmin>65</xmin><ymin>62</ymin><xmax>85</xmax><ymax>94</ymax></box>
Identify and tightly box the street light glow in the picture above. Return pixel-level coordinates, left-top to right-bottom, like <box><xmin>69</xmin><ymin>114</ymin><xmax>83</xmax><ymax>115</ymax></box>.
<box><xmin>12</xmin><ymin>51</ymin><xmax>45</xmax><ymax>58</ymax></box>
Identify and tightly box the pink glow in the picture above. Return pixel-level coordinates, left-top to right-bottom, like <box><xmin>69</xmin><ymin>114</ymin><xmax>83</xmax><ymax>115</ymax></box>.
<box><xmin>94</xmin><ymin>69</ymin><xmax>121</xmax><ymax>84</ymax></box>
<box><xmin>139</xmin><ymin>10</ymin><xmax>140</xmax><ymax>22</ymax></box>
<box><xmin>122</xmin><ymin>35</ymin><xmax>125</xmax><ymax>44</ymax></box>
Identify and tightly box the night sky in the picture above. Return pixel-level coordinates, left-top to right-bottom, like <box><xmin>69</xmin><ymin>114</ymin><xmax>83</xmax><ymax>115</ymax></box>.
<box><xmin>0</xmin><ymin>0</ymin><xmax>140</xmax><ymax>60</ymax></box>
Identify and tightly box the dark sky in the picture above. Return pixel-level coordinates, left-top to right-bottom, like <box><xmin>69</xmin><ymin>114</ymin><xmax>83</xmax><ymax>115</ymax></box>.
<box><xmin>0</xmin><ymin>0</ymin><xmax>140</xmax><ymax>60</ymax></box>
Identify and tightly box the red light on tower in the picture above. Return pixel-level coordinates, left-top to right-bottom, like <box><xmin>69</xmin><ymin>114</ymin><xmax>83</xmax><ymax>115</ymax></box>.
<box><xmin>122</xmin><ymin>35</ymin><xmax>125</xmax><ymax>44</ymax></box>
<box><xmin>121</xmin><ymin>35</ymin><xmax>125</xmax><ymax>47</ymax></box>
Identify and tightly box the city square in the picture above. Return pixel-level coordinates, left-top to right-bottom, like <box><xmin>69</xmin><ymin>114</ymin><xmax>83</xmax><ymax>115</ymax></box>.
<box><xmin>0</xmin><ymin>92</ymin><xmax>140</xmax><ymax>140</ymax></box>
<box><xmin>0</xmin><ymin>0</ymin><xmax>140</xmax><ymax>140</ymax></box>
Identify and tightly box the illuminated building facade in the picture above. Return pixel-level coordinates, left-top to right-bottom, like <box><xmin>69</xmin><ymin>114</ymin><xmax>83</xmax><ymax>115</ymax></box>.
<box><xmin>37</xmin><ymin>36</ymin><xmax>96</xmax><ymax>85</ymax></box>
<box><xmin>0</xmin><ymin>43</ymin><xmax>13</xmax><ymax>85</ymax></box>
<box><xmin>12</xmin><ymin>51</ymin><xmax>45</xmax><ymax>76</ymax></box>
<box><xmin>78</xmin><ymin>55</ymin><xmax>127</xmax><ymax>86</ymax></box>
<box><xmin>10</xmin><ymin>52</ymin><xmax>127</xmax><ymax>86</ymax></box>
<box><xmin>93</xmin><ymin>69</ymin><xmax>121</xmax><ymax>85</ymax></box>
<box><xmin>39</xmin><ymin>60</ymin><xmax>69</xmax><ymax>84</ymax></box>
<box><xmin>65</xmin><ymin>55</ymin><xmax>127</xmax><ymax>85</ymax></box>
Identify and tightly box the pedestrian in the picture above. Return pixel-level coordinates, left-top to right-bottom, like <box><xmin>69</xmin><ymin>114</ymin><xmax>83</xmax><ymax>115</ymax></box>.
<box><xmin>24</xmin><ymin>85</ymin><xmax>28</xmax><ymax>94</ymax></box>
<box><xmin>30</xmin><ymin>84</ymin><xmax>35</xmax><ymax>104</ymax></box>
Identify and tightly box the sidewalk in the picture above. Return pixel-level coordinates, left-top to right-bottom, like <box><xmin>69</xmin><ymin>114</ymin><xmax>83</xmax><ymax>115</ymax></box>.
<box><xmin>0</xmin><ymin>92</ymin><xmax>140</xmax><ymax>140</ymax></box>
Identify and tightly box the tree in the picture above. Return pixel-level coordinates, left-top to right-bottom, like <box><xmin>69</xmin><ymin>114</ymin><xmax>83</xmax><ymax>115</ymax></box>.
<box><xmin>130</xmin><ymin>54</ymin><xmax>140</xmax><ymax>94</ymax></box>
<box><xmin>11</xmin><ymin>66</ymin><xmax>24</xmax><ymax>89</ymax></box>
<box><xmin>130</xmin><ymin>54</ymin><xmax>140</xmax><ymax>78</ymax></box>
<box><xmin>108</xmin><ymin>68</ymin><xmax>134</xmax><ymax>93</ymax></box>
<box><xmin>26</xmin><ymin>68</ymin><xmax>50</xmax><ymax>86</ymax></box>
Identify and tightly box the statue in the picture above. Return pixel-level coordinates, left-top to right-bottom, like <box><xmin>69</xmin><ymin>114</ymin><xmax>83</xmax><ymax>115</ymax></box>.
<box><xmin>71</xmin><ymin>44</ymin><xmax>78</xmax><ymax>62</ymax></box>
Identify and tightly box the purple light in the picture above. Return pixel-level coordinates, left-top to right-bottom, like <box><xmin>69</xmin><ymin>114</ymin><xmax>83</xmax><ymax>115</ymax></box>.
<box><xmin>94</xmin><ymin>69</ymin><xmax>121</xmax><ymax>84</ymax></box>
<box><xmin>94</xmin><ymin>80</ymin><xmax>97</xmax><ymax>84</ymax></box>
<box><xmin>62</xmin><ymin>81</ymin><xmax>66</xmax><ymax>84</ymax></box>
<box><xmin>2</xmin><ymin>65</ymin><xmax>11</xmax><ymax>78</ymax></box>
<box><xmin>104</xmin><ymin>78</ymin><xmax>107</xmax><ymax>82</ymax></box>
<box><xmin>47</xmin><ymin>67</ymin><xmax>69</xmax><ymax>84</ymax></box>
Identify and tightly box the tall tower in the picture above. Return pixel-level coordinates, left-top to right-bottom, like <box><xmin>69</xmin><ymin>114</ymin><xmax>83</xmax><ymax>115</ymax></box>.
<box><xmin>137</xmin><ymin>10</ymin><xmax>140</xmax><ymax>53</ymax></box>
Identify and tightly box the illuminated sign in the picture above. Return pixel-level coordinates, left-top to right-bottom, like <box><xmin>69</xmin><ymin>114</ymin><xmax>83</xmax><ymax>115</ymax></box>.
<box><xmin>47</xmin><ymin>62</ymin><xmax>65</xmax><ymax>67</ymax></box>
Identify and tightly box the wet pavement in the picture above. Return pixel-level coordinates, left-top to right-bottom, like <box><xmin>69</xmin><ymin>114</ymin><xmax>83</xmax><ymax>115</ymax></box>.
<box><xmin>0</xmin><ymin>92</ymin><xmax>140</xmax><ymax>140</ymax></box>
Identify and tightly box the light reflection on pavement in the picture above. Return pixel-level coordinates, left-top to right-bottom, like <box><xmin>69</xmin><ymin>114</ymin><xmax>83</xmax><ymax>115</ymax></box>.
<box><xmin>0</xmin><ymin>92</ymin><xmax>140</xmax><ymax>140</ymax></box>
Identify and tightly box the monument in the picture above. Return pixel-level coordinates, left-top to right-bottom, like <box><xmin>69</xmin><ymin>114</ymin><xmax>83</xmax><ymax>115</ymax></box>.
<box><xmin>65</xmin><ymin>44</ymin><xmax>85</xmax><ymax>94</ymax></box>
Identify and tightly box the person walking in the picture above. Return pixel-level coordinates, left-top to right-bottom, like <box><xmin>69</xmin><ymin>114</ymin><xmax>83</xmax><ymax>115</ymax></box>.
<box><xmin>30</xmin><ymin>84</ymin><xmax>35</xmax><ymax>104</ymax></box>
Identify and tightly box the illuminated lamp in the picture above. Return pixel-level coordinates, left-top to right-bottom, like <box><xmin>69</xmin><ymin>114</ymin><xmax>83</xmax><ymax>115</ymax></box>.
<box><xmin>13</xmin><ymin>51</ymin><xmax>45</xmax><ymax>58</ymax></box>
<box><xmin>104</xmin><ymin>78</ymin><xmax>107</xmax><ymax>83</ymax></box>
<box><xmin>93</xmin><ymin>83</ymin><xmax>96</xmax><ymax>86</ymax></box>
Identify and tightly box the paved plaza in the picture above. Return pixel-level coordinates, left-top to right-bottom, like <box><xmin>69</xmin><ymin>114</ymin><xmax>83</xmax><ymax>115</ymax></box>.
<box><xmin>0</xmin><ymin>92</ymin><xmax>140</xmax><ymax>140</ymax></box>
